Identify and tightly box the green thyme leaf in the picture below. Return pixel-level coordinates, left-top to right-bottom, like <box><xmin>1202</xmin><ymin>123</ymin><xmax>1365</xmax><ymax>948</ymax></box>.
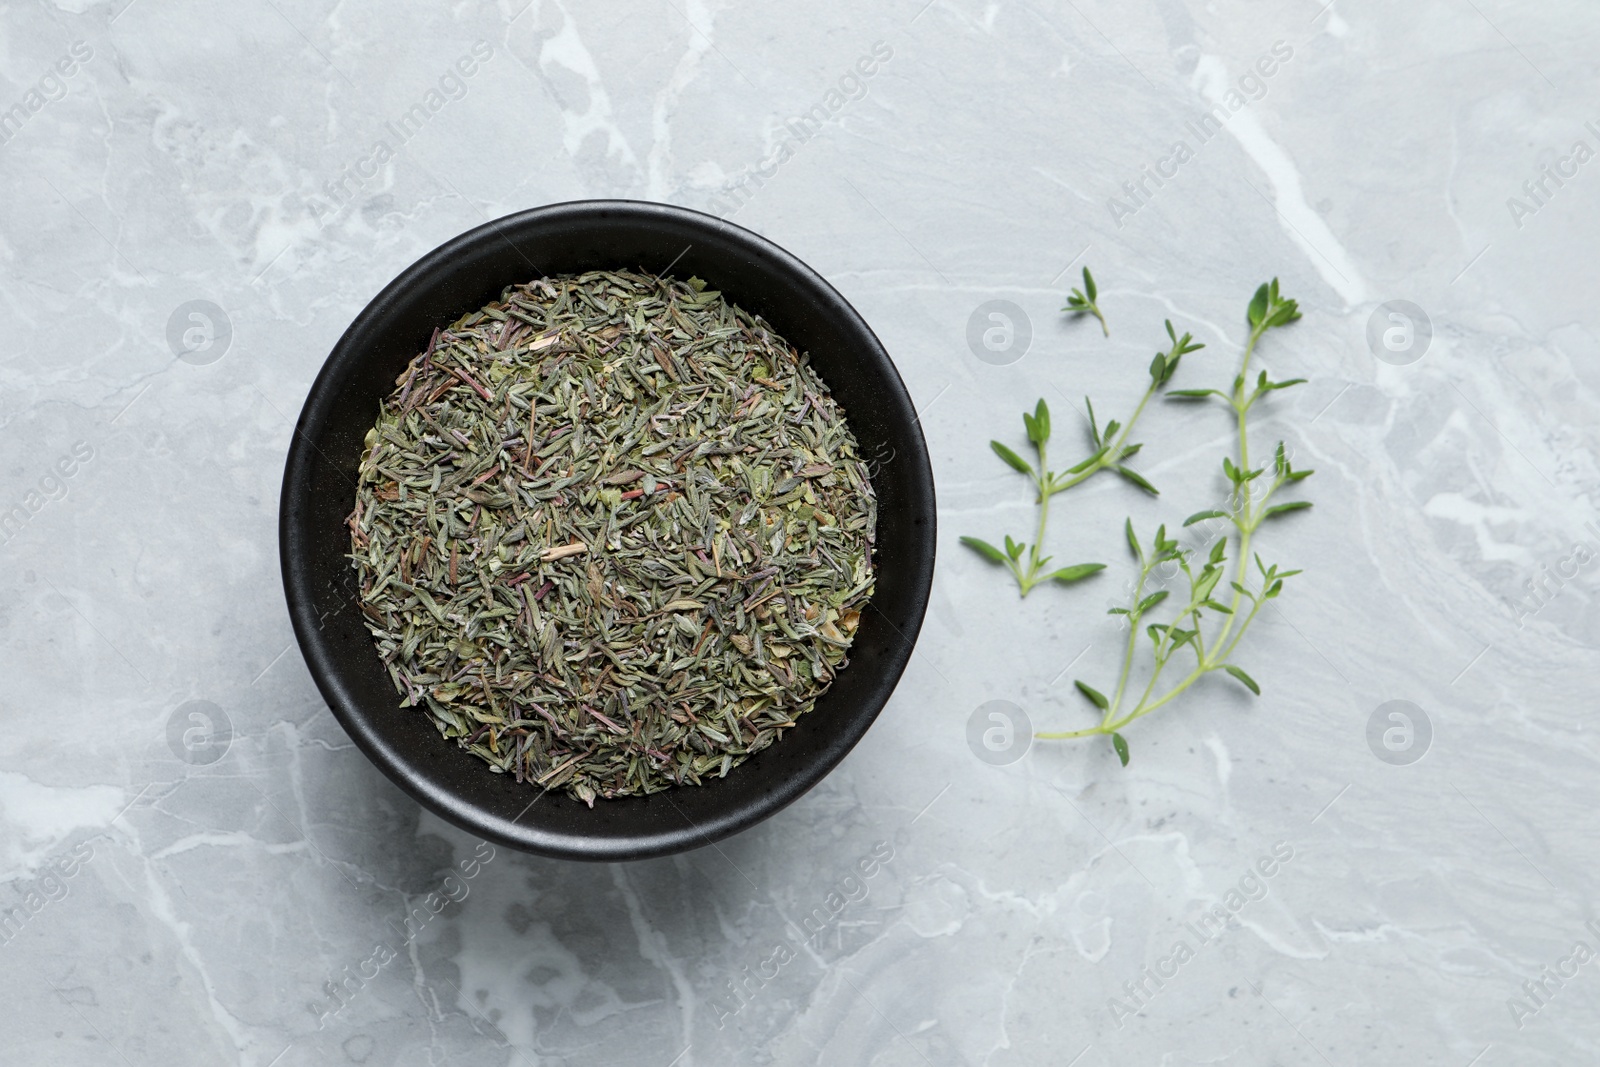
<box><xmin>1247</xmin><ymin>283</ymin><xmax>1270</xmax><ymax>328</ymax></box>
<box><xmin>1224</xmin><ymin>665</ymin><xmax>1260</xmax><ymax>695</ymax></box>
<box><xmin>1067</xmin><ymin>446</ymin><xmax>1110</xmax><ymax>474</ymax></box>
<box><xmin>1137</xmin><ymin>590</ymin><xmax>1169</xmax><ymax>614</ymax></box>
<box><xmin>961</xmin><ymin>536</ymin><xmax>1008</xmax><ymax>564</ymax></box>
<box><xmin>1075</xmin><ymin>680</ymin><xmax>1110</xmax><ymax>710</ymax></box>
<box><xmin>1114</xmin><ymin>465</ymin><xmax>1158</xmax><ymax>495</ymax></box>
<box><xmin>1051</xmin><ymin>563</ymin><xmax>1106</xmax><ymax>583</ymax></box>
<box><xmin>991</xmin><ymin>440</ymin><xmax>1032</xmax><ymax>474</ymax></box>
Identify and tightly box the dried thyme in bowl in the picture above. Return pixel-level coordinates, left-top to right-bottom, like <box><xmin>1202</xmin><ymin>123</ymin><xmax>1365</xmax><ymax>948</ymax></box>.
<box><xmin>347</xmin><ymin>270</ymin><xmax>877</xmax><ymax>806</ymax></box>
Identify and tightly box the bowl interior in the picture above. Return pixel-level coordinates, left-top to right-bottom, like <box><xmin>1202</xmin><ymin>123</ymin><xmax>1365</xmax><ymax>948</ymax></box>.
<box><xmin>280</xmin><ymin>201</ymin><xmax>935</xmax><ymax>860</ymax></box>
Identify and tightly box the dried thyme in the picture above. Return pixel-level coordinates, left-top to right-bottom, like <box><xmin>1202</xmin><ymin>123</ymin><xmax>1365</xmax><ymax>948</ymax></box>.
<box><xmin>347</xmin><ymin>270</ymin><xmax>877</xmax><ymax>805</ymax></box>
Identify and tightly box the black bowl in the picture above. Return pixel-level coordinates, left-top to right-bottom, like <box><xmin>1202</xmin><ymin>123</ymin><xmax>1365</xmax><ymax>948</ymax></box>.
<box><xmin>279</xmin><ymin>201</ymin><xmax>936</xmax><ymax>861</ymax></box>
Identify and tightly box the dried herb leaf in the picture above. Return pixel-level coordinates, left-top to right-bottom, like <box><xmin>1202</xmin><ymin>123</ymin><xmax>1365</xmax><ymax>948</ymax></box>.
<box><xmin>349</xmin><ymin>270</ymin><xmax>877</xmax><ymax>805</ymax></box>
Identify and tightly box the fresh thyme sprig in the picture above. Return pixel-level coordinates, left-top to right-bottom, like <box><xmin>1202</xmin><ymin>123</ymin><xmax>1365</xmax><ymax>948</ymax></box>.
<box><xmin>960</xmin><ymin>319</ymin><xmax>1205</xmax><ymax>596</ymax></box>
<box><xmin>1064</xmin><ymin>267</ymin><xmax>1108</xmax><ymax>336</ymax></box>
<box><xmin>1038</xmin><ymin>280</ymin><xmax>1313</xmax><ymax>764</ymax></box>
<box><xmin>958</xmin><ymin>399</ymin><xmax>1106</xmax><ymax>596</ymax></box>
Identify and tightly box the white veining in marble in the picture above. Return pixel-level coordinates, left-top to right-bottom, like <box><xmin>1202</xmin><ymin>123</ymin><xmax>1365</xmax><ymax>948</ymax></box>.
<box><xmin>2</xmin><ymin>0</ymin><xmax>1598</xmax><ymax>1064</ymax></box>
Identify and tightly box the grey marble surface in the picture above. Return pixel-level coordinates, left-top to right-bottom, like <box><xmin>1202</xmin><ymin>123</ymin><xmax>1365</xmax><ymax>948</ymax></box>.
<box><xmin>2</xmin><ymin>0</ymin><xmax>1598</xmax><ymax>1064</ymax></box>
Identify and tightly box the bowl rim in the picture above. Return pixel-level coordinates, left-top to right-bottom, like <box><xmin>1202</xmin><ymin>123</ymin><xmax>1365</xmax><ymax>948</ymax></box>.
<box><xmin>279</xmin><ymin>199</ymin><xmax>936</xmax><ymax>860</ymax></box>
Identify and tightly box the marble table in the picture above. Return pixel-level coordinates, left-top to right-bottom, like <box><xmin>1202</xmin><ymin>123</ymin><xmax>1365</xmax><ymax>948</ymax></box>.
<box><xmin>2</xmin><ymin>1</ymin><xmax>1596</xmax><ymax>1063</ymax></box>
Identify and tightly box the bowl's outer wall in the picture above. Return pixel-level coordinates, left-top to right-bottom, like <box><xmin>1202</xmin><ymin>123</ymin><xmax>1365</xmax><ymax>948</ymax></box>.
<box><xmin>280</xmin><ymin>202</ymin><xmax>936</xmax><ymax>860</ymax></box>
